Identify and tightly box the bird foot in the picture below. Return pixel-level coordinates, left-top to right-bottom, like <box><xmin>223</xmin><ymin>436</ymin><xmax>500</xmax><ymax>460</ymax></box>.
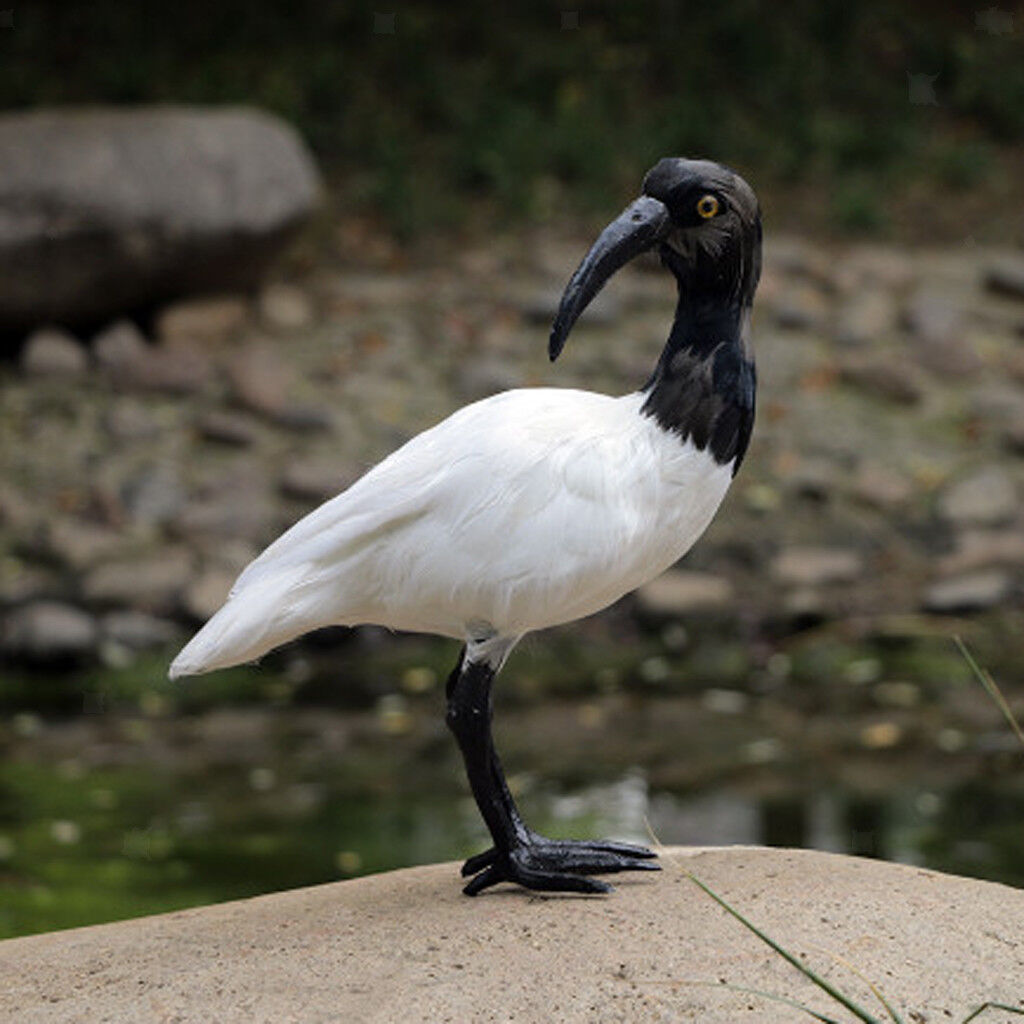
<box><xmin>460</xmin><ymin>834</ymin><xmax>659</xmax><ymax>896</ymax></box>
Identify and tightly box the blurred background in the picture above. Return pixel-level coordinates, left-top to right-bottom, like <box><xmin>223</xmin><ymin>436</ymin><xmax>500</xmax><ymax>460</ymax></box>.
<box><xmin>1</xmin><ymin>1</ymin><xmax>1024</xmax><ymax>938</ymax></box>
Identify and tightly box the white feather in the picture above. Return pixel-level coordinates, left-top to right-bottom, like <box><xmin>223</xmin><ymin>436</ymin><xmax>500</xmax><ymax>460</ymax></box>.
<box><xmin>169</xmin><ymin>388</ymin><xmax>733</xmax><ymax>679</ymax></box>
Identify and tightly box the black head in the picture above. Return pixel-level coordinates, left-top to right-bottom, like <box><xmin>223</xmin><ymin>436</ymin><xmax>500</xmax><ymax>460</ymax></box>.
<box><xmin>550</xmin><ymin>157</ymin><xmax>762</xmax><ymax>360</ymax></box>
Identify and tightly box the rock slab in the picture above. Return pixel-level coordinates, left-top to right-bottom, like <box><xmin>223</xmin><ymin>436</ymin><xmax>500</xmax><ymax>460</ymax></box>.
<box><xmin>0</xmin><ymin>107</ymin><xmax>321</xmax><ymax>335</ymax></box>
<box><xmin>1</xmin><ymin>847</ymin><xmax>1022</xmax><ymax>1023</ymax></box>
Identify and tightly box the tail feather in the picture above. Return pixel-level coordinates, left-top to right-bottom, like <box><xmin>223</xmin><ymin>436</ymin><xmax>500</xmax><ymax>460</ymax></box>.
<box><xmin>169</xmin><ymin>565</ymin><xmax>328</xmax><ymax>679</ymax></box>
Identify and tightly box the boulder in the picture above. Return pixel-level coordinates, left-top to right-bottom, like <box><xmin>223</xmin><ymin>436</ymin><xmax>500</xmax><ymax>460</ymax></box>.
<box><xmin>0</xmin><ymin>107</ymin><xmax>321</xmax><ymax>336</ymax></box>
<box><xmin>1</xmin><ymin>848</ymin><xmax>1022</xmax><ymax>1023</ymax></box>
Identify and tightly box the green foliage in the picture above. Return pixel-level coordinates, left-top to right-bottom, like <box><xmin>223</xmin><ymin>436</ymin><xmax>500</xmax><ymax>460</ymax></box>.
<box><xmin>0</xmin><ymin>1</ymin><xmax>1020</xmax><ymax>234</ymax></box>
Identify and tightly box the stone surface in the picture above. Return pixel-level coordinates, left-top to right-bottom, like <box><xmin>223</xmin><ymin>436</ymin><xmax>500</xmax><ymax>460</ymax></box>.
<box><xmin>984</xmin><ymin>257</ymin><xmax>1024</xmax><ymax>300</ymax></box>
<box><xmin>833</xmin><ymin>289</ymin><xmax>896</xmax><ymax>346</ymax></box>
<box><xmin>257</xmin><ymin>282</ymin><xmax>315</xmax><ymax>332</ymax></box>
<box><xmin>922</xmin><ymin>570</ymin><xmax>1013</xmax><ymax>613</ymax></box>
<box><xmin>1</xmin><ymin>848</ymin><xmax>1022</xmax><ymax>1024</ymax></box>
<box><xmin>0</xmin><ymin>107</ymin><xmax>320</xmax><ymax>335</ymax></box>
<box><xmin>20</xmin><ymin>327</ymin><xmax>88</xmax><ymax>377</ymax></box>
<box><xmin>636</xmin><ymin>571</ymin><xmax>734</xmax><ymax>616</ymax></box>
<box><xmin>224</xmin><ymin>343</ymin><xmax>292</xmax><ymax>417</ymax></box>
<box><xmin>840</xmin><ymin>355</ymin><xmax>923</xmax><ymax>403</ymax></box>
<box><xmin>1</xmin><ymin>601</ymin><xmax>98</xmax><ymax>660</ymax></box>
<box><xmin>155</xmin><ymin>296</ymin><xmax>250</xmax><ymax>345</ymax></box>
<box><xmin>182</xmin><ymin>568</ymin><xmax>236</xmax><ymax>622</ymax></box>
<box><xmin>99</xmin><ymin>610</ymin><xmax>180</xmax><ymax>650</ymax></box>
<box><xmin>771</xmin><ymin>547</ymin><xmax>863</xmax><ymax>587</ymax></box>
<box><xmin>938</xmin><ymin>466</ymin><xmax>1017</xmax><ymax>526</ymax></box>
<box><xmin>82</xmin><ymin>549</ymin><xmax>193</xmax><ymax>614</ymax></box>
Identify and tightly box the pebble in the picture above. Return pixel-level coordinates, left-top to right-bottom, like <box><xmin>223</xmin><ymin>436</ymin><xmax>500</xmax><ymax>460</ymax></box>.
<box><xmin>769</xmin><ymin>283</ymin><xmax>830</xmax><ymax>331</ymax></box>
<box><xmin>937</xmin><ymin>529</ymin><xmax>1024</xmax><ymax>575</ymax></box>
<box><xmin>922</xmin><ymin>570</ymin><xmax>1012</xmax><ymax>613</ymax></box>
<box><xmin>834</xmin><ymin>290</ymin><xmax>896</xmax><ymax>346</ymax></box>
<box><xmin>1003</xmin><ymin>417</ymin><xmax>1024</xmax><ymax>455</ymax></box>
<box><xmin>21</xmin><ymin>327</ymin><xmax>88</xmax><ymax>377</ymax></box>
<box><xmin>155</xmin><ymin>295</ymin><xmax>250</xmax><ymax>345</ymax></box>
<box><xmin>258</xmin><ymin>282</ymin><xmax>315</xmax><ymax>331</ymax></box>
<box><xmin>45</xmin><ymin>519</ymin><xmax>126</xmax><ymax>571</ymax></box>
<box><xmin>635</xmin><ymin>571</ymin><xmax>734</xmax><ymax>616</ymax></box>
<box><xmin>280</xmin><ymin>459</ymin><xmax>352</xmax><ymax>503</ymax></box>
<box><xmin>82</xmin><ymin>549</ymin><xmax>193</xmax><ymax>613</ymax></box>
<box><xmin>225</xmin><ymin>343</ymin><xmax>292</xmax><ymax>417</ymax></box>
<box><xmin>182</xmin><ymin>568</ymin><xmax>235</xmax><ymax>621</ymax></box>
<box><xmin>100</xmin><ymin>610</ymin><xmax>180</xmax><ymax>650</ymax></box>
<box><xmin>771</xmin><ymin>547</ymin><xmax>863</xmax><ymax>588</ymax></box>
<box><xmin>198</xmin><ymin>410</ymin><xmax>261</xmax><ymax>447</ymax></box>
<box><xmin>121</xmin><ymin>465</ymin><xmax>186</xmax><ymax>527</ymax></box>
<box><xmin>2</xmin><ymin>601</ymin><xmax>98</xmax><ymax>660</ymax></box>
<box><xmin>984</xmin><ymin>258</ymin><xmax>1024</xmax><ymax>300</ymax></box>
<box><xmin>852</xmin><ymin>461</ymin><xmax>912</xmax><ymax>508</ymax></box>
<box><xmin>938</xmin><ymin>466</ymin><xmax>1016</xmax><ymax>526</ymax></box>
<box><xmin>93</xmin><ymin>319</ymin><xmax>149</xmax><ymax>372</ymax></box>
<box><xmin>522</xmin><ymin>287</ymin><xmax>621</xmax><ymax>327</ymax></box>
<box><xmin>840</xmin><ymin>356</ymin><xmax>923</xmax><ymax>403</ymax></box>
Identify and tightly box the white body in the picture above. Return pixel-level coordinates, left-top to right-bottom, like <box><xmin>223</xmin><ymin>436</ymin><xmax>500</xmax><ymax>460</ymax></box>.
<box><xmin>170</xmin><ymin>388</ymin><xmax>733</xmax><ymax>678</ymax></box>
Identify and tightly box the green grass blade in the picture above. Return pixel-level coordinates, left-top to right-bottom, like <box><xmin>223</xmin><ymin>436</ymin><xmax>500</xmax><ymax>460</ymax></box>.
<box><xmin>653</xmin><ymin>979</ymin><xmax>847</xmax><ymax>1023</ymax></box>
<box><xmin>954</xmin><ymin>636</ymin><xmax>1024</xmax><ymax>747</ymax></box>
<box><xmin>684</xmin><ymin>870</ymin><xmax>884</xmax><ymax>1024</ymax></box>
<box><xmin>960</xmin><ymin>1001</ymin><xmax>1024</xmax><ymax>1023</ymax></box>
<box><xmin>818</xmin><ymin>948</ymin><xmax>904</xmax><ymax>1024</ymax></box>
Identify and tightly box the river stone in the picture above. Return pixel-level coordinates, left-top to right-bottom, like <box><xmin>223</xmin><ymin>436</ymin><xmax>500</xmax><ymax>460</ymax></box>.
<box><xmin>938</xmin><ymin>466</ymin><xmax>1016</xmax><ymax>526</ymax></box>
<box><xmin>833</xmin><ymin>289</ymin><xmax>896</xmax><ymax>346</ymax></box>
<box><xmin>82</xmin><ymin>548</ymin><xmax>193</xmax><ymax>613</ymax></box>
<box><xmin>93</xmin><ymin>319</ymin><xmax>150</xmax><ymax>373</ymax></box>
<box><xmin>258</xmin><ymin>282</ymin><xmax>315</xmax><ymax>332</ymax></box>
<box><xmin>839</xmin><ymin>354</ymin><xmax>922</xmax><ymax>403</ymax></box>
<box><xmin>771</xmin><ymin>547</ymin><xmax>863</xmax><ymax>587</ymax></box>
<box><xmin>2</xmin><ymin>601</ymin><xmax>98</xmax><ymax>660</ymax></box>
<box><xmin>922</xmin><ymin>570</ymin><xmax>1012</xmax><ymax>613</ymax></box>
<box><xmin>20</xmin><ymin>327</ymin><xmax>89</xmax><ymax>377</ymax></box>
<box><xmin>636</xmin><ymin>571</ymin><xmax>734</xmax><ymax>616</ymax></box>
<box><xmin>984</xmin><ymin>257</ymin><xmax>1024</xmax><ymax>300</ymax></box>
<box><xmin>155</xmin><ymin>295</ymin><xmax>250</xmax><ymax>345</ymax></box>
<box><xmin>0</xmin><ymin>107</ymin><xmax>320</xmax><ymax>336</ymax></box>
<box><xmin>100</xmin><ymin>610</ymin><xmax>179</xmax><ymax>650</ymax></box>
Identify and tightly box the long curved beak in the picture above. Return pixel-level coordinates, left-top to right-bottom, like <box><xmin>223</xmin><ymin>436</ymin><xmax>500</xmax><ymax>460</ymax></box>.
<box><xmin>549</xmin><ymin>195</ymin><xmax>672</xmax><ymax>361</ymax></box>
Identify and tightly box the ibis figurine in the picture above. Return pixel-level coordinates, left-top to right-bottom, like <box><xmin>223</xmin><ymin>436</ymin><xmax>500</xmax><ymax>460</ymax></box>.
<box><xmin>171</xmin><ymin>158</ymin><xmax>762</xmax><ymax>896</ymax></box>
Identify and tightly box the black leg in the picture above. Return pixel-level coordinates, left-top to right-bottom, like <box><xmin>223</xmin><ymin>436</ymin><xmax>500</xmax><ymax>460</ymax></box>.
<box><xmin>445</xmin><ymin>643</ymin><xmax>659</xmax><ymax>896</ymax></box>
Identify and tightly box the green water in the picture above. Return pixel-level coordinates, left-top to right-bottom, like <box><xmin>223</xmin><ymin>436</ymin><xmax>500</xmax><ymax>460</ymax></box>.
<box><xmin>2</xmin><ymin>626</ymin><xmax>1023</xmax><ymax>940</ymax></box>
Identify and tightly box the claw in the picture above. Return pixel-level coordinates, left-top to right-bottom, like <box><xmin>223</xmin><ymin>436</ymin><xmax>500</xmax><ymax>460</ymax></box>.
<box><xmin>459</xmin><ymin>834</ymin><xmax>658</xmax><ymax>895</ymax></box>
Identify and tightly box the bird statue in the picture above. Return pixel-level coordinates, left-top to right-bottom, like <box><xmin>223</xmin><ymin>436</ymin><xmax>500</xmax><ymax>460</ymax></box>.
<box><xmin>171</xmin><ymin>157</ymin><xmax>762</xmax><ymax>896</ymax></box>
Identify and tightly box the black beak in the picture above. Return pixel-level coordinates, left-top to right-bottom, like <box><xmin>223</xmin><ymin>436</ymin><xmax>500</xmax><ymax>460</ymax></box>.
<box><xmin>549</xmin><ymin>195</ymin><xmax>672</xmax><ymax>361</ymax></box>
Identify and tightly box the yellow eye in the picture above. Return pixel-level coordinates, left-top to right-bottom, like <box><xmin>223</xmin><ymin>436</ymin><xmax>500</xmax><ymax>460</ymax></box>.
<box><xmin>696</xmin><ymin>194</ymin><xmax>719</xmax><ymax>219</ymax></box>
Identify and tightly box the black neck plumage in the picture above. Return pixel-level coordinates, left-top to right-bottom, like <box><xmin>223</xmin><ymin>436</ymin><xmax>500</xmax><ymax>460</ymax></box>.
<box><xmin>640</xmin><ymin>289</ymin><xmax>756</xmax><ymax>474</ymax></box>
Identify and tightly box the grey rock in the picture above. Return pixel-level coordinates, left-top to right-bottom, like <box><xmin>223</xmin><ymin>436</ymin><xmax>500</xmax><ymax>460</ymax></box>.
<box><xmin>82</xmin><ymin>548</ymin><xmax>193</xmax><ymax>613</ymax></box>
<box><xmin>937</xmin><ymin>529</ymin><xmax>1024</xmax><ymax>575</ymax></box>
<box><xmin>225</xmin><ymin>343</ymin><xmax>292</xmax><ymax>417</ymax></box>
<box><xmin>522</xmin><ymin>287</ymin><xmax>621</xmax><ymax>327</ymax></box>
<box><xmin>93</xmin><ymin>319</ymin><xmax>149</xmax><ymax>372</ymax></box>
<box><xmin>840</xmin><ymin>356</ymin><xmax>923</xmax><ymax>403</ymax></box>
<box><xmin>198</xmin><ymin>410</ymin><xmax>261</xmax><ymax>447</ymax></box>
<box><xmin>258</xmin><ymin>282</ymin><xmax>314</xmax><ymax>332</ymax></box>
<box><xmin>120</xmin><ymin>342</ymin><xmax>214</xmax><ymax>395</ymax></box>
<box><xmin>2</xmin><ymin>601</ymin><xmax>97</xmax><ymax>659</ymax></box>
<box><xmin>922</xmin><ymin>570</ymin><xmax>1012</xmax><ymax>613</ymax></box>
<box><xmin>122</xmin><ymin>465</ymin><xmax>186</xmax><ymax>527</ymax></box>
<box><xmin>280</xmin><ymin>459</ymin><xmax>354</xmax><ymax>503</ymax></box>
<box><xmin>272</xmin><ymin>404</ymin><xmax>333</xmax><ymax>434</ymax></box>
<box><xmin>852</xmin><ymin>462</ymin><xmax>912</xmax><ymax>509</ymax></box>
<box><xmin>21</xmin><ymin>327</ymin><xmax>88</xmax><ymax>377</ymax></box>
<box><xmin>769</xmin><ymin>284</ymin><xmax>830</xmax><ymax>332</ymax></box>
<box><xmin>182</xmin><ymin>568</ymin><xmax>235</xmax><ymax>621</ymax></box>
<box><xmin>103</xmin><ymin>398</ymin><xmax>161</xmax><ymax>441</ymax></box>
<box><xmin>45</xmin><ymin>518</ymin><xmax>126</xmax><ymax>571</ymax></box>
<box><xmin>938</xmin><ymin>467</ymin><xmax>1016</xmax><ymax>526</ymax></box>
<box><xmin>905</xmin><ymin>289</ymin><xmax>963</xmax><ymax>345</ymax></box>
<box><xmin>771</xmin><ymin>547</ymin><xmax>863</xmax><ymax>587</ymax></box>
<box><xmin>1004</xmin><ymin>417</ymin><xmax>1024</xmax><ymax>455</ymax></box>
<box><xmin>636</xmin><ymin>571</ymin><xmax>734</xmax><ymax>616</ymax></box>
<box><xmin>834</xmin><ymin>290</ymin><xmax>896</xmax><ymax>346</ymax></box>
<box><xmin>100</xmin><ymin>610</ymin><xmax>179</xmax><ymax>650</ymax></box>
<box><xmin>155</xmin><ymin>295</ymin><xmax>250</xmax><ymax>345</ymax></box>
<box><xmin>175</xmin><ymin>488</ymin><xmax>278</xmax><ymax>544</ymax></box>
<box><xmin>984</xmin><ymin>258</ymin><xmax>1024</xmax><ymax>300</ymax></box>
<box><xmin>0</xmin><ymin>107</ymin><xmax>320</xmax><ymax>335</ymax></box>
